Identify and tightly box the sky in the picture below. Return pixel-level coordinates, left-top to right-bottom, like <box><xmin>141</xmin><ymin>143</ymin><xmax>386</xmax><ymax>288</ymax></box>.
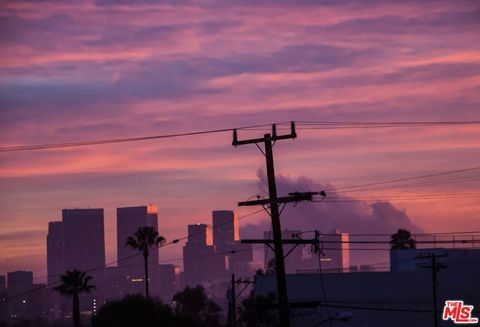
<box><xmin>0</xmin><ymin>0</ymin><xmax>479</xmax><ymax>282</ymax></box>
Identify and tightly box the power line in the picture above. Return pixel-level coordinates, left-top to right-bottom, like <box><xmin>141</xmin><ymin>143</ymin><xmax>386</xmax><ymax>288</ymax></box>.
<box><xmin>295</xmin><ymin>120</ymin><xmax>480</xmax><ymax>126</ymax></box>
<box><xmin>322</xmin><ymin>195</ymin><xmax>479</xmax><ymax>203</ymax></box>
<box><xmin>332</xmin><ymin>175</ymin><xmax>480</xmax><ymax>194</ymax></box>
<box><xmin>322</xmin><ymin>192</ymin><xmax>480</xmax><ymax>203</ymax></box>
<box><xmin>2</xmin><ymin>120</ymin><xmax>479</xmax><ymax>153</ymax></box>
<box><xmin>290</xmin><ymin>230</ymin><xmax>480</xmax><ymax>237</ymax></box>
<box><xmin>325</xmin><ymin>165</ymin><xmax>480</xmax><ymax>193</ymax></box>
<box><xmin>0</xmin><ymin>123</ymin><xmax>285</xmax><ymax>153</ymax></box>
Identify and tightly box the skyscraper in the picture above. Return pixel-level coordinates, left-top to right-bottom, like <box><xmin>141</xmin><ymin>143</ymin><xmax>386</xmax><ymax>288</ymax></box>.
<box><xmin>321</xmin><ymin>230</ymin><xmax>350</xmax><ymax>272</ymax></box>
<box><xmin>183</xmin><ymin>224</ymin><xmax>222</xmax><ymax>286</ymax></box>
<box><xmin>117</xmin><ymin>205</ymin><xmax>159</xmax><ymax>268</ymax></box>
<box><xmin>212</xmin><ymin>210</ymin><xmax>238</xmax><ymax>252</ymax></box>
<box><xmin>187</xmin><ymin>223</ymin><xmax>211</xmax><ymax>245</ymax></box>
<box><xmin>46</xmin><ymin>221</ymin><xmax>64</xmax><ymax>286</ymax></box>
<box><xmin>116</xmin><ymin>205</ymin><xmax>160</xmax><ymax>295</ymax></box>
<box><xmin>212</xmin><ymin>210</ymin><xmax>252</xmax><ymax>276</ymax></box>
<box><xmin>62</xmin><ymin>208</ymin><xmax>105</xmax><ymax>271</ymax></box>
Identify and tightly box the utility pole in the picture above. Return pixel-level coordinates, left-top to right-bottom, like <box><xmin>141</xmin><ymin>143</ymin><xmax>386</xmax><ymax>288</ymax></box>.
<box><xmin>416</xmin><ymin>253</ymin><xmax>447</xmax><ymax>327</ymax></box>
<box><xmin>227</xmin><ymin>274</ymin><xmax>255</xmax><ymax>327</ymax></box>
<box><xmin>233</xmin><ymin>122</ymin><xmax>322</xmax><ymax>327</ymax></box>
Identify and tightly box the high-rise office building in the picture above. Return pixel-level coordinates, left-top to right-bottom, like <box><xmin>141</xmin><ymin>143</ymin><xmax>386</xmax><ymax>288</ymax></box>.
<box><xmin>321</xmin><ymin>230</ymin><xmax>350</xmax><ymax>272</ymax></box>
<box><xmin>212</xmin><ymin>210</ymin><xmax>253</xmax><ymax>276</ymax></box>
<box><xmin>62</xmin><ymin>208</ymin><xmax>105</xmax><ymax>271</ymax></box>
<box><xmin>183</xmin><ymin>224</ymin><xmax>222</xmax><ymax>286</ymax></box>
<box><xmin>116</xmin><ymin>205</ymin><xmax>160</xmax><ymax>295</ymax></box>
<box><xmin>46</xmin><ymin>221</ymin><xmax>64</xmax><ymax>286</ymax></box>
<box><xmin>62</xmin><ymin>209</ymin><xmax>105</xmax><ymax>318</ymax></box>
<box><xmin>117</xmin><ymin>205</ymin><xmax>159</xmax><ymax>268</ymax></box>
<box><xmin>212</xmin><ymin>210</ymin><xmax>238</xmax><ymax>252</ymax></box>
<box><xmin>187</xmin><ymin>223</ymin><xmax>212</xmax><ymax>245</ymax></box>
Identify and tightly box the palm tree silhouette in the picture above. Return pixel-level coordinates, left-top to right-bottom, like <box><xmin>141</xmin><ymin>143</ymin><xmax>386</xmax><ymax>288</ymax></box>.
<box><xmin>54</xmin><ymin>269</ymin><xmax>96</xmax><ymax>327</ymax></box>
<box><xmin>126</xmin><ymin>226</ymin><xmax>166</xmax><ymax>297</ymax></box>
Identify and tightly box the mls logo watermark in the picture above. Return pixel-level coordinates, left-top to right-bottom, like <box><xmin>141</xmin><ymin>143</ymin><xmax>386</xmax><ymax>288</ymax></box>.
<box><xmin>443</xmin><ymin>300</ymin><xmax>478</xmax><ymax>324</ymax></box>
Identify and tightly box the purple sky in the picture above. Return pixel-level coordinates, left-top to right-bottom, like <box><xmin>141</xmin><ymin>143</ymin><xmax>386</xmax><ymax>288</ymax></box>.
<box><xmin>0</xmin><ymin>0</ymin><xmax>479</xmax><ymax>281</ymax></box>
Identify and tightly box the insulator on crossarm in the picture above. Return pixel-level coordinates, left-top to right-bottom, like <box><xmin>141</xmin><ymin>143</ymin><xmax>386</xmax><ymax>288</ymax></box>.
<box><xmin>232</xmin><ymin>129</ymin><xmax>238</xmax><ymax>146</ymax></box>
<box><xmin>291</xmin><ymin>121</ymin><xmax>297</xmax><ymax>138</ymax></box>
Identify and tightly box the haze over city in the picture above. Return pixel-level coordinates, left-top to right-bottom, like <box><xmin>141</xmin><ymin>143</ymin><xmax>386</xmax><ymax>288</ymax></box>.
<box><xmin>0</xmin><ymin>1</ymin><xmax>479</xmax><ymax>326</ymax></box>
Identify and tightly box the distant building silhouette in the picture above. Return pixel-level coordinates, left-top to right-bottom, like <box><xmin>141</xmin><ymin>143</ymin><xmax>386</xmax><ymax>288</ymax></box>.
<box><xmin>157</xmin><ymin>264</ymin><xmax>176</xmax><ymax>302</ymax></box>
<box><xmin>182</xmin><ymin>211</ymin><xmax>256</xmax><ymax>294</ymax></box>
<box><xmin>7</xmin><ymin>271</ymin><xmax>33</xmax><ymax>318</ymax></box>
<box><xmin>212</xmin><ymin>210</ymin><xmax>238</xmax><ymax>252</ymax></box>
<box><xmin>46</xmin><ymin>221</ymin><xmax>64</xmax><ymax>286</ymax></box>
<box><xmin>298</xmin><ymin>229</ymin><xmax>350</xmax><ymax>273</ymax></box>
<box><xmin>62</xmin><ymin>209</ymin><xmax>105</xmax><ymax>271</ymax></box>
<box><xmin>46</xmin><ymin>221</ymin><xmax>65</xmax><ymax>319</ymax></box>
<box><xmin>60</xmin><ymin>209</ymin><xmax>104</xmax><ymax>319</ymax></box>
<box><xmin>212</xmin><ymin>210</ymin><xmax>253</xmax><ymax>277</ymax></box>
<box><xmin>117</xmin><ymin>205</ymin><xmax>159</xmax><ymax>268</ymax></box>
<box><xmin>183</xmin><ymin>224</ymin><xmax>223</xmax><ymax>286</ymax></box>
<box><xmin>321</xmin><ymin>229</ymin><xmax>350</xmax><ymax>272</ymax></box>
<box><xmin>0</xmin><ymin>275</ymin><xmax>7</xmax><ymax>321</ymax></box>
<box><xmin>116</xmin><ymin>205</ymin><xmax>161</xmax><ymax>295</ymax></box>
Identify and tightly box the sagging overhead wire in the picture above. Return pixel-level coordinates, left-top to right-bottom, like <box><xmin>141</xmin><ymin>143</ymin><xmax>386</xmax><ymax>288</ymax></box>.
<box><xmin>0</xmin><ymin>122</ymin><xmax>288</xmax><ymax>153</ymax></box>
<box><xmin>2</xmin><ymin>120</ymin><xmax>480</xmax><ymax>153</ymax></box>
<box><xmin>325</xmin><ymin>165</ymin><xmax>480</xmax><ymax>194</ymax></box>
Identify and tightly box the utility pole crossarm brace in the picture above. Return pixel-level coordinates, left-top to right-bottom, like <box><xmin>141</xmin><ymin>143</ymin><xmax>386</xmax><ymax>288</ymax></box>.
<box><xmin>232</xmin><ymin>121</ymin><xmax>297</xmax><ymax>147</ymax></box>
<box><xmin>238</xmin><ymin>192</ymin><xmax>320</xmax><ymax>206</ymax></box>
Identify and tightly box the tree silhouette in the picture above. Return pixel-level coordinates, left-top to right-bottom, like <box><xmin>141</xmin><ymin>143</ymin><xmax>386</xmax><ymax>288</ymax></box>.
<box><xmin>390</xmin><ymin>229</ymin><xmax>416</xmax><ymax>249</ymax></box>
<box><xmin>172</xmin><ymin>285</ymin><xmax>221</xmax><ymax>327</ymax></box>
<box><xmin>126</xmin><ymin>226</ymin><xmax>165</xmax><ymax>297</ymax></box>
<box><xmin>91</xmin><ymin>294</ymin><xmax>199</xmax><ymax>327</ymax></box>
<box><xmin>54</xmin><ymin>269</ymin><xmax>96</xmax><ymax>327</ymax></box>
<box><xmin>238</xmin><ymin>291</ymin><xmax>278</xmax><ymax>327</ymax></box>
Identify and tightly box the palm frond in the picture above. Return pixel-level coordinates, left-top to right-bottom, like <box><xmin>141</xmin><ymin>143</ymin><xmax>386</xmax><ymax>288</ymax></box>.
<box><xmin>125</xmin><ymin>226</ymin><xmax>166</xmax><ymax>252</ymax></box>
<box><xmin>156</xmin><ymin>235</ymin><xmax>166</xmax><ymax>246</ymax></box>
<box><xmin>125</xmin><ymin>236</ymin><xmax>140</xmax><ymax>249</ymax></box>
<box><xmin>54</xmin><ymin>269</ymin><xmax>96</xmax><ymax>297</ymax></box>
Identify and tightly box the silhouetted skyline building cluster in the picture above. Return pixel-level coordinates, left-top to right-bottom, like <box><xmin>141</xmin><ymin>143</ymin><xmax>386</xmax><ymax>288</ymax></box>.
<box><xmin>182</xmin><ymin>211</ymin><xmax>257</xmax><ymax>293</ymax></box>
<box><xmin>0</xmin><ymin>206</ymin><xmax>257</xmax><ymax>321</ymax></box>
<box><xmin>1</xmin><ymin>205</ymin><xmax>354</xmax><ymax>323</ymax></box>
